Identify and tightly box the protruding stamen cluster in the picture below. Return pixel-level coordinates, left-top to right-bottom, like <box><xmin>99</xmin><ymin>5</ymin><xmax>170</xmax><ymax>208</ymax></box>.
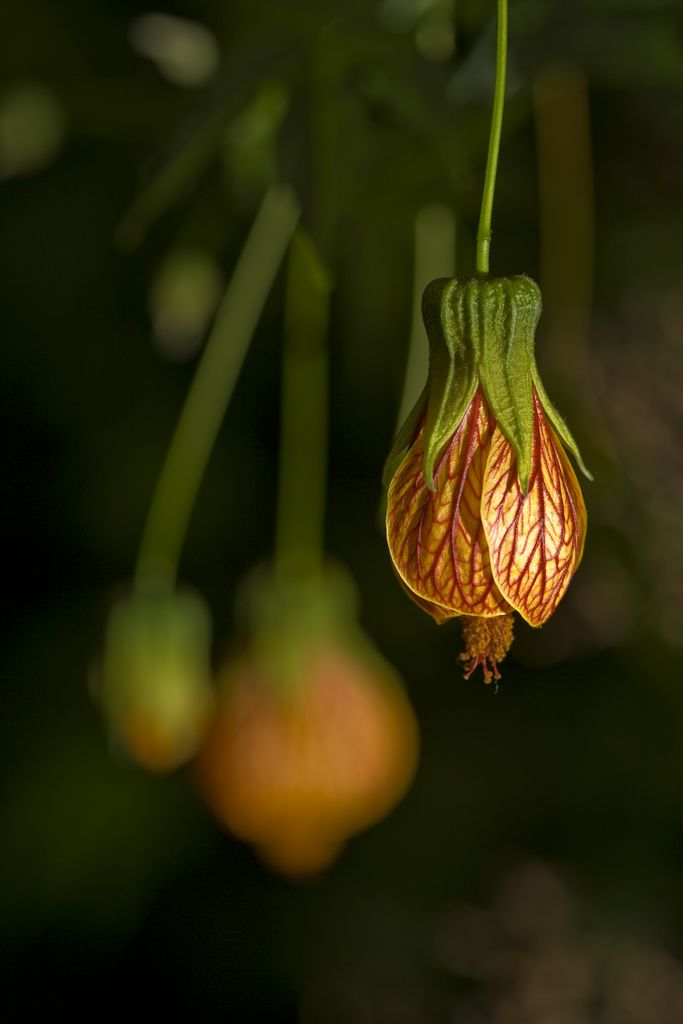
<box><xmin>459</xmin><ymin>613</ymin><xmax>514</xmax><ymax>685</ymax></box>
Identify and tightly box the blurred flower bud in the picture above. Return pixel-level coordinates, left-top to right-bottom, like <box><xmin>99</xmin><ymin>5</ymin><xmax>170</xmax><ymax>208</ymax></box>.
<box><xmin>95</xmin><ymin>588</ymin><xmax>213</xmax><ymax>773</ymax></box>
<box><xmin>149</xmin><ymin>247</ymin><xmax>222</xmax><ymax>361</ymax></box>
<box><xmin>0</xmin><ymin>83</ymin><xmax>66</xmax><ymax>180</ymax></box>
<box><xmin>196</xmin><ymin>565</ymin><xmax>419</xmax><ymax>877</ymax></box>
<box><xmin>129</xmin><ymin>14</ymin><xmax>219</xmax><ymax>88</ymax></box>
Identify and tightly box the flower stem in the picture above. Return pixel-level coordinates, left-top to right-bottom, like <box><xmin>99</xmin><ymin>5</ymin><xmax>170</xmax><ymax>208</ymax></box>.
<box><xmin>135</xmin><ymin>184</ymin><xmax>300</xmax><ymax>591</ymax></box>
<box><xmin>275</xmin><ymin>229</ymin><xmax>333</xmax><ymax>577</ymax></box>
<box><xmin>475</xmin><ymin>0</ymin><xmax>508</xmax><ymax>277</ymax></box>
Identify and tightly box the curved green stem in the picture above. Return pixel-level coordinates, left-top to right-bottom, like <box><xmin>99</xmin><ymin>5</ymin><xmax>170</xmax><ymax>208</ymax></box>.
<box><xmin>475</xmin><ymin>0</ymin><xmax>508</xmax><ymax>277</ymax></box>
<box><xmin>135</xmin><ymin>184</ymin><xmax>300</xmax><ymax>591</ymax></box>
<box><xmin>275</xmin><ymin>229</ymin><xmax>333</xmax><ymax>577</ymax></box>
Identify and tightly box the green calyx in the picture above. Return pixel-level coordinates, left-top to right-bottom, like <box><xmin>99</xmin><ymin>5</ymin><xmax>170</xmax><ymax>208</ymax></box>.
<box><xmin>94</xmin><ymin>587</ymin><xmax>214</xmax><ymax>760</ymax></box>
<box><xmin>384</xmin><ymin>275</ymin><xmax>591</xmax><ymax>494</ymax></box>
<box><xmin>234</xmin><ymin>561</ymin><xmax>362</xmax><ymax>698</ymax></box>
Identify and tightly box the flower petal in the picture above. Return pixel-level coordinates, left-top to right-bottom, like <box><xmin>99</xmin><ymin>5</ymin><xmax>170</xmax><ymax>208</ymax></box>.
<box><xmin>387</xmin><ymin>389</ymin><xmax>511</xmax><ymax>618</ymax></box>
<box><xmin>481</xmin><ymin>388</ymin><xmax>587</xmax><ymax>626</ymax></box>
<box><xmin>393</xmin><ymin>571</ymin><xmax>457</xmax><ymax>624</ymax></box>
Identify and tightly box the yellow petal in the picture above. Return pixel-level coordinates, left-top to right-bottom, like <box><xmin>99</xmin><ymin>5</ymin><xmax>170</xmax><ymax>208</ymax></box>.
<box><xmin>481</xmin><ymin>388</ymin><xmax>587</xmax><ymax>627</ymax></box>
<box><xmin>387</xmin><ymin>390</ymin><xmax>511</xmax><ymax>619</ymax></box>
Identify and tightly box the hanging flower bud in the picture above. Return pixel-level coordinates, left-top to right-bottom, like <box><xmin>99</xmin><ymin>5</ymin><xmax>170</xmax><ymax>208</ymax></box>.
<box><xmin>95</xmin><ymin>588</ymin><xmax>214</xmax><ymax>772</ymax></box>
<box><xmin>385</xmin><ymin>276</ymin><xmax>590</xmax><ymax>682</ymax></box>
<box><xmin>195</xmin><ymin>566</ymin><xmax>419</xmax><ymax>876</ymax></box>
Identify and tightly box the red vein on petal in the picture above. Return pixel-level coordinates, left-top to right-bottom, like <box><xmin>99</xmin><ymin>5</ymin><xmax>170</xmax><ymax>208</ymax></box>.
<box><xmin>481</xmin><ymin>387</ymin><xmax>587</xmax><ymax>626</ymax></box>
<box><xmin>386</xmin><ymin>389</ymin><xmax>511</xmax><ymax>618</ymax></box>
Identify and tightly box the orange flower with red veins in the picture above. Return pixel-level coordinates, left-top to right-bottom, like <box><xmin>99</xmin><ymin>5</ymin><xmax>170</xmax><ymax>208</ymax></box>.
<box><xmin>385</xmin><ymin>276</ymin><xmax>591</xmax><ymax>683</ymax></box>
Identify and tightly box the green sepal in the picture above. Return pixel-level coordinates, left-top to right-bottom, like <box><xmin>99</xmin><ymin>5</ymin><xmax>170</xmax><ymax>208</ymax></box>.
<box><xmin>467</xmin><ymin>276</ymin><xmax>540</xmax><ymax>494</ymax></box>
<box><xmin>421</xmin><ymin>278</ymin><xmax>478</xmax><ymax>490</ymax></box>
<box><xmin>385</xmin><ymin>273</ymin><xmax>591</xmax><ymax>496</ymax></box>
<box><xmin>422</xmin><ymin>276</ymin><xmax>540</xmax><ymax>493</ymax></box>
<box><xmin>93</xmin><ymin>586</ymin><xmax>214</xmax><ymax>764</ymax></box>
<box><xmin>97</xmin><ymin>588</ymin><xmax>213</xmax><ymax>713</ymax></box>
<box><xmin>382</xmin><ymin>382</ymin><xmax>428</xmax><ymax>491</ymax></box>
<box><xmin>531</xmin><ymin>369</ymin><xmax>593</xmax><ymax>481</ymax></box>
<box><xmin>235</xmin><ymin>561</ymin><xmax>365</xmax><ymax>698</ymax></box>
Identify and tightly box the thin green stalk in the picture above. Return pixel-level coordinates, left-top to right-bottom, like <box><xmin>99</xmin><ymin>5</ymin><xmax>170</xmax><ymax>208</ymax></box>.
<box><xmin>475</xmin><ymin>0</ymin><xmax>508</xmax><ymax>277</ymax></box>
<box><xmin>135</xmin><ymin>184</ymin><xmax>300</xmax><ymax>591</ymax></box>
<box><xmin>275</xmin><ymin>229</ymin><xmax>333</xmax><ymax>576</ymax></box>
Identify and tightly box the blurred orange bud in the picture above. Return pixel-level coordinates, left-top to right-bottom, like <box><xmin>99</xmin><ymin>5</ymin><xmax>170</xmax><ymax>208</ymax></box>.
<box><xmin>195</xmin><ymin>566</ymin><xmax>419</xmax><ymax>876</ymax></box>
<box><xmin>95</xmin><ymin>588</ymin><xmax>213</xmax><ymax>773</ymax></box>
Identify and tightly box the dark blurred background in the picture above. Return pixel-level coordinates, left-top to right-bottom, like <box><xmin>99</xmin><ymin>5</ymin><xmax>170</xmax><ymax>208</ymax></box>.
<box><xmin>4</xmin><ymin>0</ymin><xmax>683</xmax><ymax>1020</ymax></box>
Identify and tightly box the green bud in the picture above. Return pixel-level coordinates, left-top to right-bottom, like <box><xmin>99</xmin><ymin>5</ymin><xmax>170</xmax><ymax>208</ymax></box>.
<box><xmin>95</xmin><ymin>588</ymin><xmax>213</xmax><ymax>772</ymax></box>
